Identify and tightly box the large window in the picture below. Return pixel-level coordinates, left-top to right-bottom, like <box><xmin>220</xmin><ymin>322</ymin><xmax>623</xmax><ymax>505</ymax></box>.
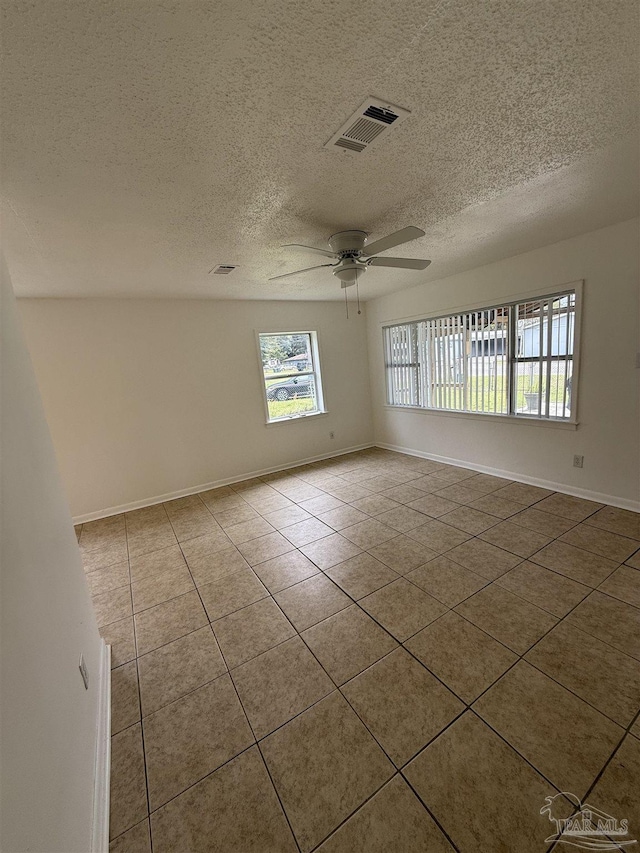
<box><xmin>258</xmin><ymin>331</ymin><xmax>325</xmax><ymax>423</ymax></box>
<box><xmin>384</xmin><ymin>288</ymin><xmax>577</xmax><ymax>421</ymax></box>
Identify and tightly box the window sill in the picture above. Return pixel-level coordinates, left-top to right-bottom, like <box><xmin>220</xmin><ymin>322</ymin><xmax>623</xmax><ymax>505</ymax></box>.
<box><xmin>382</xmin><ymin>405</ymin><xmax>579</xmax><ymax>430</ymax></box>
<box><xmin>265</xmin><ymin>411</ymin><xmax>328</xmax><ymax>427</ymax></box>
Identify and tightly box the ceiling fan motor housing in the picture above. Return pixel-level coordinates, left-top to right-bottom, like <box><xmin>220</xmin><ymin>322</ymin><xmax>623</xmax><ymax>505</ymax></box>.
<box><xmin>328</xmin><ymin>230</ymin><xmax>368</xmax><ymax>255</ymax></box>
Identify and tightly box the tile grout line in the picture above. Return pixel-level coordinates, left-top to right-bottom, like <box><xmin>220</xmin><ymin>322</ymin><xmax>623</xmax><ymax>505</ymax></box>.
<box><xmin>125</xmin><ymin>511</ymin><xmax>154</xmax><ymax>852</ymax></box>
<box><xmin>295</xmin><ymin>488</ymin><xmax>639</xmax><ymax>828</ymax></box>
<box><xmin>116</xmin><ymin>502</ymin><xmax>637</xmax><ymax>728</ymax></box>
<box><xmin>107</xmin><ymin>552</ymin><xmax>638</xmax><ymax>729</ymax></box>
<box><xmin>395</xmin><ymin>772</ymin><xmax>465</xmax><ymax>853</ymax></box>
<box><xmin>96</xmin><ymin>450</ymin><xmax>639</xmax><ymax>848</ymax></box>
<box><xmin>395</xmin><ymin>568</ymin><xmax>639</xmax><ymax>804</ymax></box>
<box><xmin>580</xmin><ymin>708</ymin><xmax>640</xmax><ymax>806</ymax></box>
<box><xmin>143</xmin><ymin>500</ymin><xmax>217</xmax><ymax>849</ymax></box>
<box><xmin>254</xmin><ymin>740</ymin><xmax>303</xmax><ymax>853</ymax></box>
<box><xmin>464</xmin><ymin>587</ymin><xmax>630</xmax><ymax>724</ymax></box>
<box><xmin>190</xmin><ymin>524</ymin><xmax>444</xmax><ymax>848</ymax></box>
<box><xmin>144</xmin><ymin>506</ymin><xmax>248</xmax><ymax>846</ymax></box>
<box><xmin>311</xmin><ymin>770</ymin><xmax>463</xmax><ymax>853</ymax></box>
<box><xmin>265</xmin><ymin>608</ymin><xmax>424</xmax><ymax>847</ymax></box>
<box><xmin>177</xmin><ymin>551</ymin><xmax>304</xmax><ymax>853</ymax></box>
<box><xmin>103</xmin><ymin>497</ymin><xmax>638</xmax><ymax>673</ymax></box>
<box><xmin>276</xmin><ymin>559</ymin><xmax>493</xmax><ymax>804</ymax></box>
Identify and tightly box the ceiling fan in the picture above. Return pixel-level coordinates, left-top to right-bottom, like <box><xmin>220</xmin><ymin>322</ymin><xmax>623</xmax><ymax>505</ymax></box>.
<box><xmin>269</xmin><ymin>226</ymin><xmax>431</xmax><ymax>287</ymax></box>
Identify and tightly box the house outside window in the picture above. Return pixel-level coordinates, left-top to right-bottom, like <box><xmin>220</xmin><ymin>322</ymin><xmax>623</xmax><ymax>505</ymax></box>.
<box><xmin>258</xmin><ymin>331</ymin><xmax>325</xmax><ymax>423</ymax></box>
<box><xmin>383</xmin><ymin>286</ymin><xmax>579</xmax><ymax>422</ymax></box>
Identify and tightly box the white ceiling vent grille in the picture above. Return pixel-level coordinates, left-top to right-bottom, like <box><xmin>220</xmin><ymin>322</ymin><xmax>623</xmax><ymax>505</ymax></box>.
<box><xmin>324</xmin><ymin>98</ymin><xmax>410</xmax><ymax>154</ymax></box>
<box><xmin>209</xmin><ymin>264</ymin><xmax>237</xmax><ymax>275</ymax></box>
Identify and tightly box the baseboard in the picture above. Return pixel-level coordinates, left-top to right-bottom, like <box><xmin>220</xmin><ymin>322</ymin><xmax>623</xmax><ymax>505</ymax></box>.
<box><xmin>73</xmin><ymin>443</ymin><xmax>375</xmax><ymax>523</ymax></box>
<box><xmin>73</xmin><ymin>439</ymin><xmax>638</xmax><ymax>522</ymax></box>
<box><xmin>91</xmin><ymin>640</ymin><xmax>111</xmax><ymax>853</ymax></box>
<box><xmin>375</xmin><ymin>442</ymin><xmax>640</xmax><ymax>513</ymax></box>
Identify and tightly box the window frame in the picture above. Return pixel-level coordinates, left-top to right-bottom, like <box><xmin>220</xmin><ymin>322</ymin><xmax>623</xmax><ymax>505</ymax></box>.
<box><xmin>381</xmin><ymin>281</ymin><xmax>582</xmax><ymax>426</ymax></box>
<box><xmin>509</xmin><ymin>293</ymin><xmax>576</xmax><ymax>421</ymax></box>
<box><xmin>256</xmin><ymin>329</ymin><xmax>327</xmax><ymax>425</ymax></box>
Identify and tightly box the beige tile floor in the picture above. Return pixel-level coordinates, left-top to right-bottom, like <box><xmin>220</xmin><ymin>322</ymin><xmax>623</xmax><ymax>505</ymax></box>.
<box><xmin>76</xmin><ymin>448</ymin><xmax>640</xmax><ymax>853</ymax></box>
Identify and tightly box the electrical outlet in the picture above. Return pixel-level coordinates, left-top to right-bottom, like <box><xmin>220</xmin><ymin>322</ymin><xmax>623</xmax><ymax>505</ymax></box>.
<box><xmin>573</xmin><ymin>455</ymin><xmax>584</xmax><ymax>469</ymax></box>
<box><xmin>79</xmin><ymin>654</ymin><xmax>89</xmax><ymax>690</ymax></box>
<box><xmin>329</xmin><ymin>431</ymin><xmax>335</xmax><ymax>439</ymax></box>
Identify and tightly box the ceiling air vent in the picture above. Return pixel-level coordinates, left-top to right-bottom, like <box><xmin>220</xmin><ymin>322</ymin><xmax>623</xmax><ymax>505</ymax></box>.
<box><xmin>209</xmin><ymin>265</ymin><xmax>237</xmax><ymax>275</ymax></box>
<box><xmin>334</xmin><ymin>137</ymin><xmax>367</xmax><ymax>152</ymax></box>
<box><xmin>324</xmin><ymin>97</ymin><xmax>410</xmax><ymax>154</ymax></box>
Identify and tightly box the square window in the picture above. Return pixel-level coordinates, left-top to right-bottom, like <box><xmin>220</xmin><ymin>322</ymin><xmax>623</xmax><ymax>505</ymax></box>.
<box><xmin>259</xmin><ymin>332</ymin><xmax>325</xmax><ymax>423</ymax></box>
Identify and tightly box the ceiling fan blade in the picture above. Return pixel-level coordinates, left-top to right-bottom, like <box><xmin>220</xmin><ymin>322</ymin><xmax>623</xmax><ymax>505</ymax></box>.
<box><xmin>361</xmin><ymin>226</ymin><xmax>426</xmax><ymax>257</ymax></box>
<box><xmin>282</xmin><ymin>243</ymin><xmax>337</xmax><ymax>259</ymax></box>
<box><xmin>368</xmin><ymin>256</ymin><xmax>431</xmax><ymax>270</ymax></box>
<box><xmin>268</xmin><ymin>264</ymin><xmax>335</xmax><ymax>281</ymax></box>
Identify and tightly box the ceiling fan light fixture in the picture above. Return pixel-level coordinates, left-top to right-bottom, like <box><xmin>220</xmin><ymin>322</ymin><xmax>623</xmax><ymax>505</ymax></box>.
<box><xmin>333</xmin><ymin>266</ymin><xmax>360</xmax><ymax>284</ymax></box>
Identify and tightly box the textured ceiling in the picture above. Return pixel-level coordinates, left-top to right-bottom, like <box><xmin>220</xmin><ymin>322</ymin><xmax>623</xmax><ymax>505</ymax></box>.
<box><xmin>1</xmin><ymin>0</ymin><xmax>638</xmax><ymax>301</ymax></box>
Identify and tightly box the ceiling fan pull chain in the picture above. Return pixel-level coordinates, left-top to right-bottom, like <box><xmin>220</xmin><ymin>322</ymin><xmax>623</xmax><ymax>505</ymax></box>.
<box><xmin>356</xmin><ymin>270</ymin><xmax>361</xmax><ymax>315</ymax></box>
<box><xmin>345</xmin><ymin>284</ymin><xmax>349</xmax><ymax>319</ymax></box>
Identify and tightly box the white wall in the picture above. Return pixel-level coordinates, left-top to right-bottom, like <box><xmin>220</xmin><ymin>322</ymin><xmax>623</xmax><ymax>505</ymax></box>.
<box><xmin>1</xmin><ymin>258</ymin><xmax>105</xmax><ymax>851</ymax></box>
<box><xmin>19</xmin><ymin>299</ymin><xmax>372</xmax><ymax>519</ymax></box>
<box><xmin>366</xmin><ymin>219</ymin><xmax>640</xmax><ymax>508</ymax></box>
<box><xmin>16</xmin><ymin>219</ymin><xmax>639</xmax><ymax>520</ymax></box>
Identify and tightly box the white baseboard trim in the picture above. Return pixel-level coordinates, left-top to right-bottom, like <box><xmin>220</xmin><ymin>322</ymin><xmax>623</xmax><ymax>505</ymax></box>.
<box><xmin>375</xmin><ymin>442</ymin><xmax>640</xmax><ymax>513</ymax></box>
<box><xmin>73</xmin><ymin>443</ymin><xmax>375</xmax><ymax>524</ymax></box>
<box><xmin>91</xmin><ymin>640</ymin><xmax>111</xmax><ymax>853</ymax></box>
